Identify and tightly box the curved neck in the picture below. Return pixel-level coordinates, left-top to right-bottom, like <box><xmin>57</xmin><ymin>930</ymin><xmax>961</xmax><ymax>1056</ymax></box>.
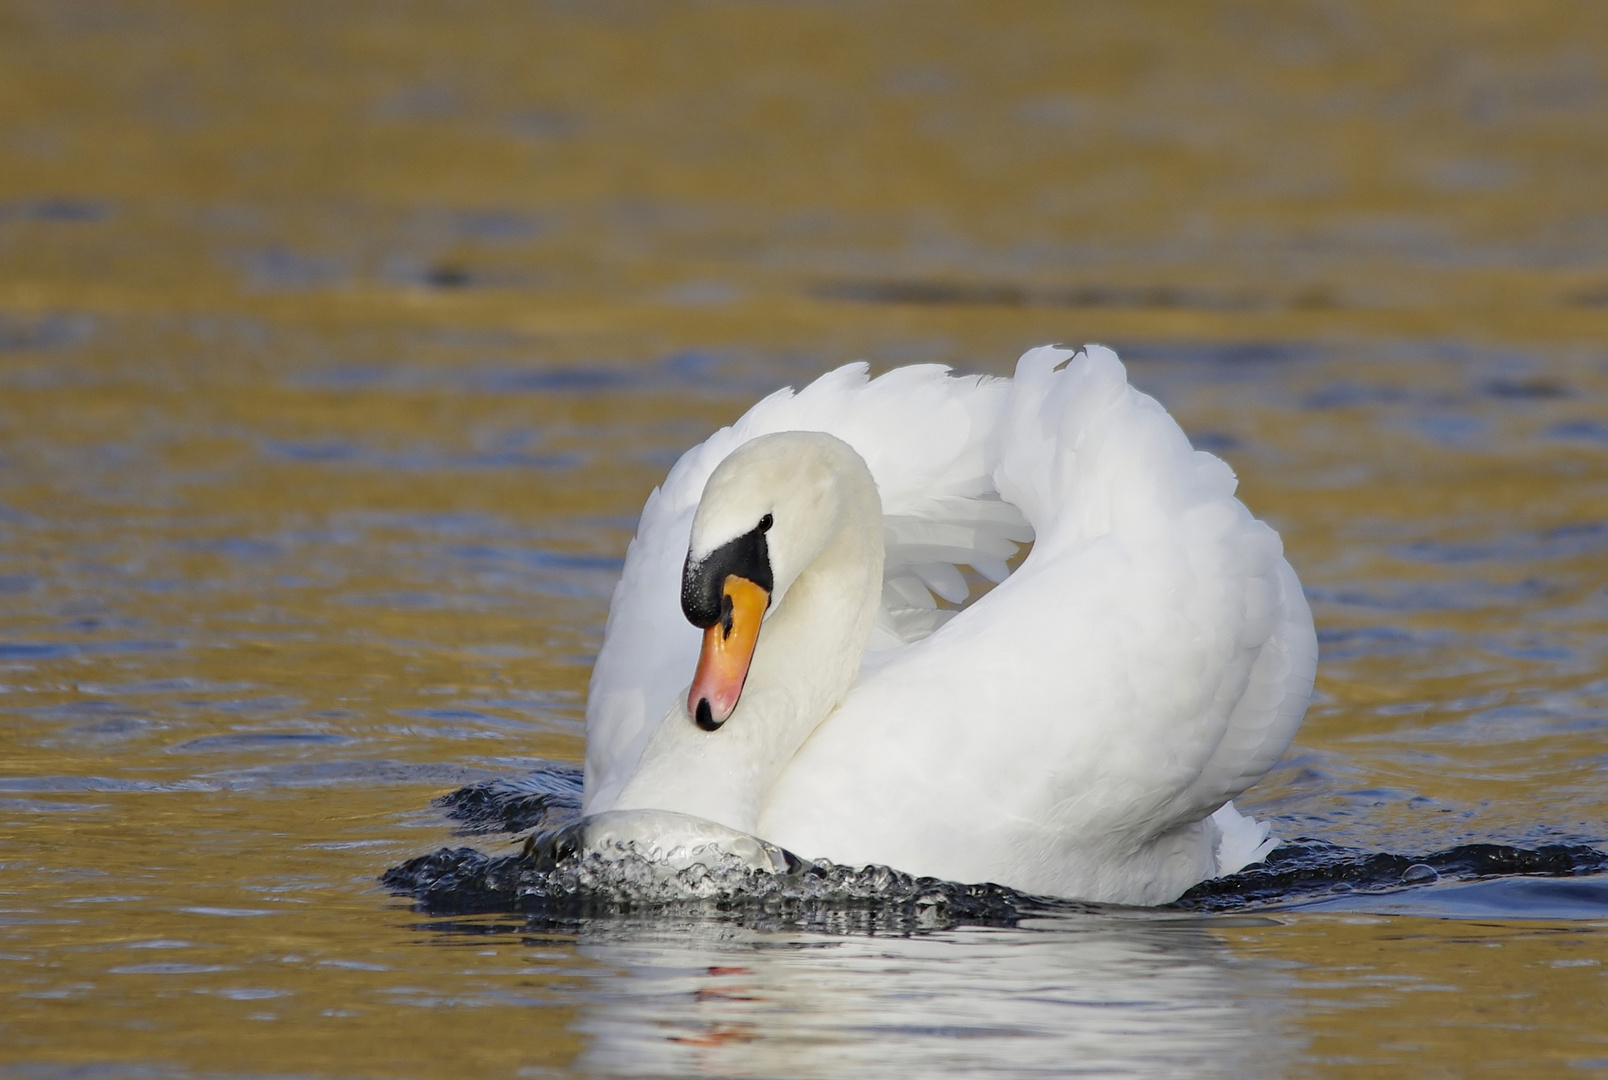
<box><xmin>608</xmin><ymin>482</ymin><xmax>883</xmax><ymax>835</ymax></box>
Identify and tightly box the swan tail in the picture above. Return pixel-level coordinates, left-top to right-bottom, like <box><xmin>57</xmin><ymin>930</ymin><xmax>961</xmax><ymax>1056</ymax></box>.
<box><xmin>1212</xmin><ymin>801</ymin><xmax>1278</xmax><ymax>877</ymax></box>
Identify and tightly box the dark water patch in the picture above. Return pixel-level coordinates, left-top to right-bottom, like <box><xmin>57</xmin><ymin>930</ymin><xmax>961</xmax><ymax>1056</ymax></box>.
<box><xmin>262</xmin><ymin>438</ymin><xmax>580</xmax><ymax>472</ymax></box>
<box><xmin>1186</xmin><ymin>431</ymin><xmax>1242</xmax><ymax>453</ymax></box>
<box><xmin>239</xmin><ymin>248</ymin><xmax>350</xmax><ymax>292</ymax></box>
<box><xmin>661</xmin><ymin>280</ymin><xmax>740</xmax><ymax>307</ymax></box>
<box><xmin>263</xmin><ymin>439</ymin><xmax>362</xmax><ymax>463</ymax></box>
<box><xmin>1307</xmin><ymin>576</ymin><xmax>1555</xmax><ymax>613</ymax></box>
<box><xmin>374</xmin><ymin>83</ymin><xmax>461</xmax><ymax>121</ymax></box>
<box><xmin>66</xmin><ymin>716</ymin><xmax>152</xmax><ymax>739</ymax></box>
<box><xmin>0</xmin><ymin>775</ymin><xmax>212</xmax><ymax>794</ymax></box>
<box><xmin>107</xmin><ymin>963</ymin><xmax>230</xmax><ymax>977</ymax></box>
<box><xmin>1359</xmin><ymin>705</ymin><xmax>1608</xmax><ymax>745</ymax></box>
<box><xmin>1113</xmin><ymin>340</ymin><xmax>1323</xmax><ymax>367</ymax></box>
<box><xmin>292</xmin><ymin>363</ymin><xmax>394</xmax><ymax>389</ymax></box>
<box><xmin>658</xmin><ymin>348</ymin><xmax>839</xmax><ymax>395</ymax></box>
<box><xmin>1302</xmin><ymin>382</ymin><xmax>1414</xmax><ymax>410</ymax></box>
<box><xmin>1493</xmin><ymin>641</ymin><xmax>1575</xmax><ymax>663</ymax></box>
<box><xmin>0</xmin><ymin>572</ymin><xmax>35</xmax><ymax>597</ymax></box>
<box><xmin>815</xmin><ymin>279</ymin><xmax>1260</xmax><ymax>311</ymax></box>
<box><xmin>205</xmin><ymin>695</ymin><xmax>301</xmax><ymax>717</ymax></box>
<box><xmin>473</xmin><ymin>367</ymin><xmax>638</xmax><ymax>394</ymax></box>
<box><xmin>0</xmin><ymin>313</ymin><xmax>96</xmax><ymax>352</ymax></box>
<box><xmin>1565</xmin><ymin>287</ymin><xmax>1608</xmax><ymax>307</ymax></box>
<box><xmin>0</xmin><ymin>199</ymin><xmax>111</xmax><ymax>223</ymax></box>
<box><xmin>503</xmin><ymin>109</ymin><xmax>584</xmax><ymax>141</ymax></box>
<box><xmin>1546</xmin><ymin>419</ymin><xmax>1608</xmax><ymax>444</ymax></box>
<box><xmin>180</xmin><ymin>538</ymin><xmax>282</xmax><ymax>560</ymax></box>
<box><xmin>420</xmin><ymin>263</ymin><xmax>471</xmax><ymax>290</ymax></box>
<box><xmin>399</xmin><ymin>706</ymin><xmax>562</xmax><ymax>737</ymax></box>
<box><xmin>1422</xmin><ymin>157</ymin><xmax>1518</xmax><ymax>193</ymax></box>
<box><xmin>207</xmin><ymin>759</ymin><xmax>498</xmax><ymax>791</ymax></box>
<box><xmin>1408</xmin><ymin>411</ymin><xmax>1490</xmax><ymax>448</ymax></box>
<box><xmin>1314</xmin><ymin>625</ymin><xmax>1451</xmax><ymax>660</ymax></box>
<box><xmin>450</xmin><ymin>450</ymin><xmax>581</xmax><ymax>471</ymax></box>
<box><xmin>23</xmin><ymin>698</ymin><xmax>144</xmax><ymax>724</ymax></box>
<box><xmin>378</xmin><ymin>259</ymin><xmax>539</xmax><ymax>292</ymax></box>
<box><xmin>0</xmin><ymin>798</ymin><xmax>108</xmax><ymax>814</ymax></box>
<box><xmin>405</xmin><ymin>707</ymin><xmax>497</xmax><ymax>723</ymax></box>
<box><xmin>1482</xmin><ymin>377</ymin><xmax>1571</xmax><ymax>400</ymax></box>
<box><xmin>1399</xmin><ymin>520</ymin><xmax>1608</xmax><ymax>564</ymax></box>
<box><xmin>411</xmin><ymin>326</ymin><xmax>538</xmax><ymax>351</ymax></box>
<box><xmin>660</xmin><ymin>349</ymin><xmax>725</xmax><ymax>384</ymax></box>
<box><xmin>59</xmin><ymin>615</ymin><xmax>146</xmax><ymax>636</ymax></box>
<box><xmin>1297</xmin><ymin>873</ymin><xmax>1608</xmax><ymax>919</ymax></box>
<box><xmin>21</xmin><ymin>697</ymin><xmax>148</xmax><ymax>729</ymax></box>
<box><xmin>169</xmin><ymin>731</ymin><xmax>352</xmax><ymax>754</ymax></box>
<box><xmin>338</xmin><ymin>590</ymin><xmax>446</xmax><ymax>609</ymax></box>
<box><xmin>449</xmin><ymin>546</ymin><xmax>624</xmax><ymax>573</ymax></box>
<box><xmin>450</xmin><ymin>209</ymin><xmax>547</xmax><ymax>243</ymax></box>
<box><xmin>290</xmin><ymin>350</ymin><xmax>792</xmax><ymax>401</ymax></box>
<box><xmin>0</xmin><ymin>640</ymin><xmax>180</xmax><ymax>662</ymax></box>
<box><xmin>383</xmin><ymin>445</ymin><xmax>585</xmax><ymax>472</ymax></box>
<box><xmin>1175</xmin><ymin>839</ymin><xmax>1608</xmax><ymax>913</ymax></box>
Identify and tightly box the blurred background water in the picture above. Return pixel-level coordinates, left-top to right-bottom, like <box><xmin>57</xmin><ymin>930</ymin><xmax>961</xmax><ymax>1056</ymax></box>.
<box><xmin>1</xmin><ymin>1</ymin><xmax>1606</xmax><ymax>1076</ymax></box>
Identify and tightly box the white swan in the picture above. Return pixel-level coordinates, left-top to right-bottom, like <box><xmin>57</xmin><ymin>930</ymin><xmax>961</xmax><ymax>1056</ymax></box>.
<box><xmin>581</xmin><ymin>345</ymin><xmax>1317</xmax><ymax>905</ymax></box>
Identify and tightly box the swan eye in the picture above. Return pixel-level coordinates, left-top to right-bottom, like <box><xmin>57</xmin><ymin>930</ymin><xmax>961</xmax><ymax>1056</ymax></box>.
<box><xmin>758</xmin><ymin>513</ymin><xmax>773</xmax><ymax>532</ymax></box>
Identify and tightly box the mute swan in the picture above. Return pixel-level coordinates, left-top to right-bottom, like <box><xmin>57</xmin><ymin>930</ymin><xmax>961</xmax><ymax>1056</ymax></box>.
<box><xmin>582</xmin><ymin>345</ymin><xmax>1317</xmax><ymax>905</ymax></box>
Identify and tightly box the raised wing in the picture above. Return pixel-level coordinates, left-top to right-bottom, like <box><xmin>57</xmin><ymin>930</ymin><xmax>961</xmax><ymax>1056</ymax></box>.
<box><xmin>759</xmin><ymin>346</ymin><xmax>1318</xmax><ymax>898</ymax></box>
<box><xmin>992</xmin><ymin>345</ymin><xmax>1316</xmax><ymax>827</ymax></box>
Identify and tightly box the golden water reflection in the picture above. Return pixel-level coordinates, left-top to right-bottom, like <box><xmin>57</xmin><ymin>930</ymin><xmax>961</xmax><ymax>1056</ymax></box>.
<box><xmin>2</xmin><ymin>1</ymin><xmax>1606</xmax><ymax>1076</ymax></box>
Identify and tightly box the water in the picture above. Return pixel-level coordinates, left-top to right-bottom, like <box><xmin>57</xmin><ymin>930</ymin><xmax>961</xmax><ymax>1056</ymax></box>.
<box><xmin>3</xmin><ymin>2</ymin><xmax>1607</xmax><ymax>1076</ymax></box>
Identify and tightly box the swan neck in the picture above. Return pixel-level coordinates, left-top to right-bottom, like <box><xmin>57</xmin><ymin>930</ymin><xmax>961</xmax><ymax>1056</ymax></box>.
<box><xmin>609</xmin><ymin>476</ymin><xmax>883</xmax><ymax>834</ymax></box>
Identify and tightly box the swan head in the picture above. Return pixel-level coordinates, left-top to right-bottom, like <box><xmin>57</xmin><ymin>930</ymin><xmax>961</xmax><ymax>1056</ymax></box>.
<box><xmin>680</xmin><ymin>431</ymin><xmax>875</xmax><ymax>731</ymax></box>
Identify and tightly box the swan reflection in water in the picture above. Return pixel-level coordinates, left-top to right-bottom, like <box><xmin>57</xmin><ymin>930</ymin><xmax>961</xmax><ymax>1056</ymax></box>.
<box><xmin>515</xmin><ymin>912</ymin><xmax>1298</xmax><ymax>1078</ymax></box>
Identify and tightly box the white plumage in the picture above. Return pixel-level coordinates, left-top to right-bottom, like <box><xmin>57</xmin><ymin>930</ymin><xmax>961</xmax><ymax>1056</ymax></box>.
<box><xmin>583</xmin><ymin>344</ymin><xmax>1317</xmax><ymax>905</ymax></box>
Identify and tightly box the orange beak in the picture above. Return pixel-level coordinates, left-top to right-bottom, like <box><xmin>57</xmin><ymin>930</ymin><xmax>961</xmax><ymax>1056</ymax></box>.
<box><xmin>688</xmin><ymin>575</ymin><xmax>770</xmax><ymax>730</ymax></box>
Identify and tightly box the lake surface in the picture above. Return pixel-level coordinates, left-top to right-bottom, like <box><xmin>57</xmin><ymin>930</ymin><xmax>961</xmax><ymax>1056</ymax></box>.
<box><xmin>1</xmin><ymin>2</ymin><xmax>1606</xmax><ymax>1076</ymax></box>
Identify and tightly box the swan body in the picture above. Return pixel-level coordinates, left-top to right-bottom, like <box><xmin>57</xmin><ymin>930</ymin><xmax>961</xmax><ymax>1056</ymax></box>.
<box><xmin>583</xmin><ymin>345</ymin><xmax>1317</xmax><ymax>905</ymax></box>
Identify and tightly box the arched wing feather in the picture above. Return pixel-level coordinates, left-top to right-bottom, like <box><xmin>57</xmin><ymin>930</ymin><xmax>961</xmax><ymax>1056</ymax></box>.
<box><xmin>758</xmin><ymin>346</ymin><xmax>1318</xmax><ymax>899</ymax></box>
